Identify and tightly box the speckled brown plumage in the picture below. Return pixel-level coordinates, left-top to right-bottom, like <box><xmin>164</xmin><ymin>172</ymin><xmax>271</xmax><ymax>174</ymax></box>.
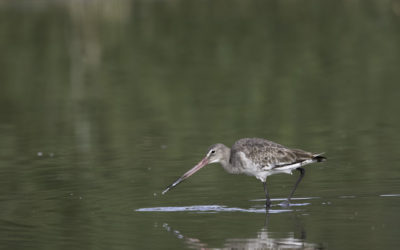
<box><xmin>230</xmin><ymin>138</ymin><xmax>320</xmax><ymax>171</ymax></box>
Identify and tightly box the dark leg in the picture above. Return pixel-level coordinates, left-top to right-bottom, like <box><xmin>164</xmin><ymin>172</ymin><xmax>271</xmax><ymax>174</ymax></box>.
<box><xmin>287</xmin><ymin>167</ymin><xmax>305</xmax><ymax>202</ymax></box>
<box><xmin>263</xmin><ymin>181</ymin><xmax>271</xmax><ymax>208</ymax></box>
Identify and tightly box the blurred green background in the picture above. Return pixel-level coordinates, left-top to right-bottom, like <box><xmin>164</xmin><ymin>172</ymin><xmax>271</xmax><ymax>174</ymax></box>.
<box><xmin>1</xmin><ymin>0</ymin><xmax>400</xmax><ymax>249</ymax></box>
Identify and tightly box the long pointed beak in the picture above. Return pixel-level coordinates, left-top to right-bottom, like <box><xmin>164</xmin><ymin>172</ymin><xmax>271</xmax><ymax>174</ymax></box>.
<box><xmin>162</xmin><ymin>157</ymin><xmax>209</xmax><ymax>195</ymax></box>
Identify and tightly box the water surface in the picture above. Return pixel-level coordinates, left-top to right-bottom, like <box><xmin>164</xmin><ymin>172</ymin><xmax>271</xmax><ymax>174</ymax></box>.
<box><xmin>1</xmin><ymin>0</ymin><xmax>400</xmax><ymax>249</ymax></box>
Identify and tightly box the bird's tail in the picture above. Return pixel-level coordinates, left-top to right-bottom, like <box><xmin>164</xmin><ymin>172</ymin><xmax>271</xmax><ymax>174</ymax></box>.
<box><xmin>313</xmin><ymin>153</ymin><xmax>327</xmax><ymax>162</ymax></box>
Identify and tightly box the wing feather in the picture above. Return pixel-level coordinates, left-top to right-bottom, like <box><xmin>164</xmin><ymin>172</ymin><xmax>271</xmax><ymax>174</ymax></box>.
<box><xmin>230</xmin><ymin>138</ymin><xmax>315</xmax><ymax>170</ymax></box>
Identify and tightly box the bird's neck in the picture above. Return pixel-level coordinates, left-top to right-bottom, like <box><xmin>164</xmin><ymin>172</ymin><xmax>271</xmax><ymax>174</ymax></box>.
<box><xmin>219</xmin><ymin>157</ymin><xmax>231</xmax><ymax>170</ymax></box>
<box><xmin>218</xmin><ymin>146</ymin><xmax>237</xmax><ymax>174</ymax></box>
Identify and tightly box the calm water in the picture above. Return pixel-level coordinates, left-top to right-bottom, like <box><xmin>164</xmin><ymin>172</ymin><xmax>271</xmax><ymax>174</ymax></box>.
<box><xmin>1</xmin><ymin>0</ymin><xmax>400</xmax><ymax>249</ymax></box>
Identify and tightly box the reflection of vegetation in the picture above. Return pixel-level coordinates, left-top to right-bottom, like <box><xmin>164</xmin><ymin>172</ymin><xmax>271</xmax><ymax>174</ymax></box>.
<box><xmin>0</xmin><ymin>0</ymin><xmax>399</xmax><ymax>249</ymax></box>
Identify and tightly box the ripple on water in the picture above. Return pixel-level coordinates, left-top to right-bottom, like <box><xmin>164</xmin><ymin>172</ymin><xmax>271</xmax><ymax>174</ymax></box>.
<box><xmin>249</xmin><ymin>197</ymin><xmax>320</xmax><ymax>202</ymax></box>
<box><xmin>339</xmin><ymin>195</ymin><xmax>356</xmax><ymax>198</ymax></box>
<box><xmin>135</xmin><ymin>205</ymin><xmax>292</xmax><ymax>213</ymax></box>
<box><xmin>379</xmin><ymin>194</ymin><xmax>400</xmax><ymax>197</ymax></box>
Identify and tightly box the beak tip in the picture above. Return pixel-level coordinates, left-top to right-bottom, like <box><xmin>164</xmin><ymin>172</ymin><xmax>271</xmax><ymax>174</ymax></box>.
<box><xmin>162</xmin><ymin>177</ymin><xmax>183</xmax><ymax>195</ymax></box>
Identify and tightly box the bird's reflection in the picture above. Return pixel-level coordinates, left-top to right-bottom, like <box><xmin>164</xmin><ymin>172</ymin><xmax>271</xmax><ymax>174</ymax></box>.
<box><xmin>160</xmin><ymin>214</ymin><xmax>323</xmax><ymax>250</ymax></box>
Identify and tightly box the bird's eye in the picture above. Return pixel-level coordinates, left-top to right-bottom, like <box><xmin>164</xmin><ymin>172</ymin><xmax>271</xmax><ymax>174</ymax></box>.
<box><xmin>211</xmin><ymin>150</ymin><xmax>215</xmax><ymax>154</ymax></box>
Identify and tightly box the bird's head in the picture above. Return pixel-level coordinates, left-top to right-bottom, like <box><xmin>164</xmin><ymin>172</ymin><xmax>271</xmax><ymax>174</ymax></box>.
<box><xmin>205</xmin><ymin>143</ymin><xmax>229</xmax><ymax>164</ymax></box>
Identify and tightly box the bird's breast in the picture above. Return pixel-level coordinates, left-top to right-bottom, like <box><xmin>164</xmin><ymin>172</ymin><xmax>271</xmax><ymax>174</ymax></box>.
<box><xmin>235</xmin><ymin>152</ymin><xmax>267</xmax><ymax>173</ymax></box>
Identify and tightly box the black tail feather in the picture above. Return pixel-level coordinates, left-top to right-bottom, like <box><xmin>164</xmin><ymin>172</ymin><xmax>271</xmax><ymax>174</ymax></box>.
<box><xmin>313</xmin><ymin>154</ymin><xmax>327</xmax><ymax>162</ymax></box>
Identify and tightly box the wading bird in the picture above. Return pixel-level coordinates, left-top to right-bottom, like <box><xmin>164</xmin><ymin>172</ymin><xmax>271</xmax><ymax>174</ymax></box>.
<box><xmin>162</xmin><ymin>138</ymin><xmax>326</xmax><ymax>208</ymax></box>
